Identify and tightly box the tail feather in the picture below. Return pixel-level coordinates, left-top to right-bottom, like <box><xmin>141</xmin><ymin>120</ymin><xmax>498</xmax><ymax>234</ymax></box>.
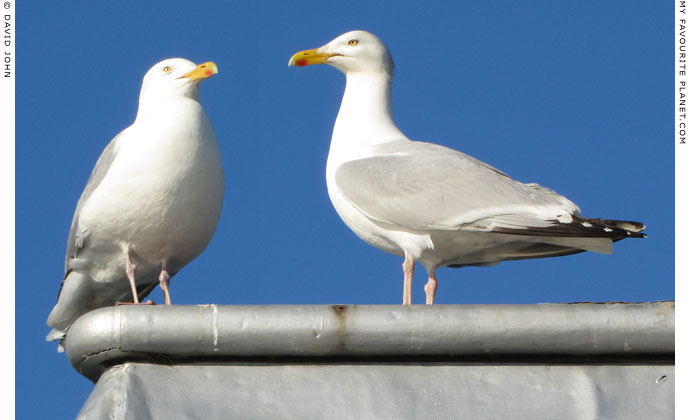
<box><xmin>45</xmin><ymin>329</ymin><xmax>66</xmax><ymax>353</ymax></box>
<box><xmin>45</xmin><ymin>328</ymin><xmax>66</xmax><ymax>342</ymax></box>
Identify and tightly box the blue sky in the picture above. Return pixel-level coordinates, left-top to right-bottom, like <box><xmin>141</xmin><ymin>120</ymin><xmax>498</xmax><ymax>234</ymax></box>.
<box><xmin>16</xmin><ymin>1</ymin><xmax>672</xmax><ymax>418</ymax></box>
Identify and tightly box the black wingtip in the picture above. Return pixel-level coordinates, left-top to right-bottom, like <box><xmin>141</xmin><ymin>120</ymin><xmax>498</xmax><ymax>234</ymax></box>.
<box><xmin>601</xmin><ymin>219</ymin><xmax>646</xmax><ymax>234</ymax></box>
<box><xmin>577</xmin><ymin>216</ymin><xmax>646</xmax><ymax>240</ymax></box>
<box><xmin>491</xmin><ymin>215</ymin><xmax>647</xmax><ymax>240</ymax></box>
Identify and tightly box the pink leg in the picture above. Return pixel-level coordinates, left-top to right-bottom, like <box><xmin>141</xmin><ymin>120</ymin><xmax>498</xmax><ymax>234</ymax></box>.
<box><xmin>125</xmin><ymin>250</ymin><xmax>140</xmax><ymax>303</ymax></box>
<box><xmin>424</xmin><ymin>270</ymin><xmax>438</xmax><ymax>305</ymax></box>
<box><xmin>159</xmin><ymin>266</ymin><xmax>172</xmax><ymax>305</ymax></box>
<box><xmin>116</xmin><ymin>249</ymin><xmax>155</xmax><ymax>306</ymax></box>
<box><xmin>402</xmin><ymin>252</ymin><xmax>415</xmax><ymax>305</ymax></box>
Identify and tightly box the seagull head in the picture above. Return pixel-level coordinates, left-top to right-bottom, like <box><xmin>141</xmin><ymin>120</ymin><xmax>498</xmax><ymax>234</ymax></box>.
<box><xmin>289</xmin><ymin>30</ymin><xmax>395</xmax><ymax>77</ymax></box>
<box><xmin>139</xmin><ymin>58</ymin><xmax>218</xmax><ymax>102</ymax></box>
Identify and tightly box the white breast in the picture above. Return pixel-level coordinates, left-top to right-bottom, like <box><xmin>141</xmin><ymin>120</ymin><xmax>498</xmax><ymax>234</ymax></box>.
<box><xmin>76</xmin><ymin>99</ymin><xmax>224</xmax><ymax>280</ymax></box>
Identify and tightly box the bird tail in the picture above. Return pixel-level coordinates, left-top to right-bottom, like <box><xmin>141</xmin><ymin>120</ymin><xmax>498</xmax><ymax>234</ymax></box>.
<box><xmin>45</xmin><ymin>329</ymin><xmax>66</xmax><ymax>353</ymax></box>
<box><xmin>46</xmin><ymin>271</ymin><xmax>92</xmax><ymax>352</ymax></box>
<box><xmin>46</xmin><ymin>328</ymin><xmax>65</xmax><ymax>341</ymax></box>
<box><xmin>484</xmin><ymin>215</ymin><xmax>646</xmax><ymax>256</ymax></box>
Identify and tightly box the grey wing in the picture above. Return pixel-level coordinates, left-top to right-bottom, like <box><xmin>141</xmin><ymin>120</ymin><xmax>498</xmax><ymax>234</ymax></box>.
<box><xmin>64</xmin><ymin>131</ymin><xmax>124</xmax><ymax>272</ymax></box>
<box><xmin>334</xmin><ymin>140</ymin><xmax>580</xmax><ymax>232</ymax></box>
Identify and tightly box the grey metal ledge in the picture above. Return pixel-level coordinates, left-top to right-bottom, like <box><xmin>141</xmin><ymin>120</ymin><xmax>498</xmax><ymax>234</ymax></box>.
<box><xmin>65</xmin><ymin>302</ymin><xmax>675</xmax><ymax>382</ymax></box>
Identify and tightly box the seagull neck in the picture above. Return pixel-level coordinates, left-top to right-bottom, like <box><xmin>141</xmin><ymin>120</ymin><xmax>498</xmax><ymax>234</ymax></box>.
<box><xmin>135</xmin><ymin>101</ymin><xmax>158</xmax><ymax>122</ymax></box>
<box><xmin>331</xmin><ymin>73</ymin><xmax>407</xmax><ymax>155</ymax></box>
<box><xmin>135</xmin><ymin>96</ymin><xmax>200</xmax><ymax>123</ymax></box>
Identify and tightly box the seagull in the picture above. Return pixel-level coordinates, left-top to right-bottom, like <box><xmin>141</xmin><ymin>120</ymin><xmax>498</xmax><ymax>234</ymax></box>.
<box><xmin>46</xmin><ymin>58</ymin><xmax>225</xmax><ymax>348</ymax></box>
<box><xmin>289</xmin><ymin>30</ymin><xmax>645</xmax><ymax>305</ymax></box>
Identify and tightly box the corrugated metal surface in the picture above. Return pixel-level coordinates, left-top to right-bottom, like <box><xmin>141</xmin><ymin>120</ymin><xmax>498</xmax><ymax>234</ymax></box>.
<box><xmin>65</xmin><ymin>303</ymin><xmax>674</xmax><ymax>419</ymax></box>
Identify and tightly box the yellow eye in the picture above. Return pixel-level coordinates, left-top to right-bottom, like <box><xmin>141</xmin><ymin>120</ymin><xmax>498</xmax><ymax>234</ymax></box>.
<box><xmin>348</xmin><ymin>39</ymin><xmax>359</xmax><ymax>46</ymax></box>
<box><xmin>162</xmin><ymin>66</ymin><xmax>173</xmax><ymax>73</ymax></box>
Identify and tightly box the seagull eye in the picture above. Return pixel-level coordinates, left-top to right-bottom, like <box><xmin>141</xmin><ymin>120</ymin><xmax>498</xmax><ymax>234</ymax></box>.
<box><xmin>348</xmin><ymin>39</ymin><xmax>359</xmax><ymax>46</ymax></box>
<box><xmin>162</xmin><ymin>66</ymin><xmax>173</xmax><ymax>73</ymax></box>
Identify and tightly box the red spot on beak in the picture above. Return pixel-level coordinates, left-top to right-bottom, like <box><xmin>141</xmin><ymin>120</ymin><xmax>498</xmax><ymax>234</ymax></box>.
<box><xmin>296</xmin><ymin>59</ymin><xmax>308</xmax><ymax>67</ymax></box>
<box><xmin>204</xmin><ymin>70</ymin><xmax>213</xmax><ymax>77</ymax></box>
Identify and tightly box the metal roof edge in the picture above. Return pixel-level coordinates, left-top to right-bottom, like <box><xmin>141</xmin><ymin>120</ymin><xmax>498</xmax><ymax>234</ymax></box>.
<box><xmin>64</xmin><ymin>302</ymin><xmax>675</xmax><ymax>382</ymax></box>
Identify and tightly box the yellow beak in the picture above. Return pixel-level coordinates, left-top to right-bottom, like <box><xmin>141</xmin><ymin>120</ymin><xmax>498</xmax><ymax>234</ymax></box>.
<box><xmin>178</xmin><ymin>62</ymin><xmax>219</xmax><ymax>81</ymax></box>
<box><xmin>288</xmin><ymin>48</ymin><xmax>337</xmax><ymax>67</ymax></box>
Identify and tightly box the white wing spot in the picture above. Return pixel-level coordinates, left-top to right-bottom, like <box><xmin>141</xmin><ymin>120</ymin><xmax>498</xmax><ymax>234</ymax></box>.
<box><xmin>556</xmin><ymin>214</ymin><xmax>573</xmax><ymax>223</ymax></box>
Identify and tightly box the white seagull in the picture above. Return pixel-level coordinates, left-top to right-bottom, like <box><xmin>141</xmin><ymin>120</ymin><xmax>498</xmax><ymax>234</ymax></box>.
<box><xmin>46</xmin><ymin>58</ymin><xmax>225</xmax><ymax>348</ymax></box>
<box><xmin>289</xmin><ymin>30</ymin><xmax>645</xmax><ymax>305</ymax></box>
